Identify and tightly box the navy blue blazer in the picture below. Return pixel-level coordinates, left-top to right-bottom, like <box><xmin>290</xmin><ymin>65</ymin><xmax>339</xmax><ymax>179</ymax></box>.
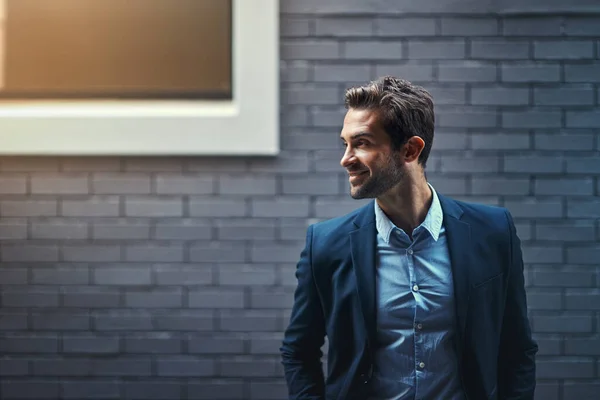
<box><xmin>281</xmin><ymin>194</ymin><xmax>538</xmax><ymax>400</ymax></box>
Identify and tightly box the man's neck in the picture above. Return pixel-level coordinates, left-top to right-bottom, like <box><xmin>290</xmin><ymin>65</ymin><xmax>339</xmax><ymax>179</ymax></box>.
<box><xmin>375</xmin><ymin>178</ymin><xmax>433</xmax><ymax>237</ymax></box>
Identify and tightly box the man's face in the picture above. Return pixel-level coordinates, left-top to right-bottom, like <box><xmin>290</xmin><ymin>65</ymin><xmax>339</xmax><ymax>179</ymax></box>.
<box><xmin>340</xmin><ymin>108</ymin><xmax>405</xmax><ymax>199</ymax></box>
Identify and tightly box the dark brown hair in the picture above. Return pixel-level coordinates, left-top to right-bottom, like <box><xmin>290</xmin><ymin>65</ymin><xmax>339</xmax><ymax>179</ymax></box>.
<box><xmin>344</xmin><ymin>76</ymin><xmax>435</xmax><ymax>167</ymax></box>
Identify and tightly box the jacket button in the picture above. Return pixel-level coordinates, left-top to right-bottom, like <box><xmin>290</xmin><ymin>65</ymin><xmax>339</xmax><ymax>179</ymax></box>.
<box><xmin>360</xmin><ymin>373</ymin><xmax>369</xmax><ymax>384</ymax></box>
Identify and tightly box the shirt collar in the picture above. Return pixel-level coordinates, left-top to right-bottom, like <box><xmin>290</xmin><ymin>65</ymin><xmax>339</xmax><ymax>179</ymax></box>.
<box><xmin>374</xmin><ymin>183</ymin><xmax>443</xmax><ymax>243</ymax></box>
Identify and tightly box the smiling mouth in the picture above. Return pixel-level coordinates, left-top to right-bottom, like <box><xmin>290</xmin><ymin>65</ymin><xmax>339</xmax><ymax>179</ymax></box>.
<box><xmin>348</xmin><ymin>171</ymin><xmax>368</xmax><ymax>182</ymax></box>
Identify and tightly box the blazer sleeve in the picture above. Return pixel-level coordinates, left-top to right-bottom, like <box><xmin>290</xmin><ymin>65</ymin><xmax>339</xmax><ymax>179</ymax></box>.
<box><xmin>498</xmin><ymin>210</ymin><xmax>538</xmax><ymax>400</ymax></box>
<box><xmin>280</xmin><ymin>225</ymin><xmax>327</xmax><ymax>399</ymax></box>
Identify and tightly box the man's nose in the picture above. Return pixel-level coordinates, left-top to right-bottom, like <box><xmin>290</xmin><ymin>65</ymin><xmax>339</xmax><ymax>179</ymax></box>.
<box><xmin>340</xmin><ymin>147</ymin><xmax>354</xmax><ymax>168</ymax></box>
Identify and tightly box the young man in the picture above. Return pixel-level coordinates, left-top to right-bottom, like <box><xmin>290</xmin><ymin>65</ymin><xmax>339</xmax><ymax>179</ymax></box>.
<box><xmin>280</xmin><ymin>77</ymin><xmax>537</xmax><ymax>400</ymax></box>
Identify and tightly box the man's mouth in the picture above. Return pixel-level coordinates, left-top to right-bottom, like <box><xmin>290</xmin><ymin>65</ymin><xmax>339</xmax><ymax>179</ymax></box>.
<box><xmin>348</xmin><ymin>170</ymin><xmax>368</xmax><ymax>182</ymax></box>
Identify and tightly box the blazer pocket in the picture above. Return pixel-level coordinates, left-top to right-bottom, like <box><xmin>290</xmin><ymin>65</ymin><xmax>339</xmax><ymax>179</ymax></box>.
<box><xmin>472</xmin><ymin>271</ymin><xmax>504</xmax><ymax>290</ymax></box>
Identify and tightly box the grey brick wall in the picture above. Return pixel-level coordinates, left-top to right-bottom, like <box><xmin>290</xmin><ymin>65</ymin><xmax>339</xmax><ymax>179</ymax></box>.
<box><xmin>0</xmin><ymin>2</ymin><xmax>599</xmax><ymax>400</ymax></box>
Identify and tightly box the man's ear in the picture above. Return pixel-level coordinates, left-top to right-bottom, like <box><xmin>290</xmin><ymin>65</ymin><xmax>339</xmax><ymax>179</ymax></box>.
<box><xmin>403</xmin><ymin>136</ymin><xmax>425</xmax><ymax>163</ymax></box>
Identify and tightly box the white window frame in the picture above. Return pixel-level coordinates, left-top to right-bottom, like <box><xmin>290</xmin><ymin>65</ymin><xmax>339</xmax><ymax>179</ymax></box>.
<box><xmin>0</xmin><ymin>0</ymin><xmax>279</xmax><ymax>155</ymax></box>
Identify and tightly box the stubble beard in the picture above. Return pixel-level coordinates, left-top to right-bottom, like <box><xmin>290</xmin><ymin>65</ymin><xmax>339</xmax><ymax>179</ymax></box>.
<box><xmin>350</xmin><ymin>155</ymin><xmax>405</xmax><ymax>199</ymax></box>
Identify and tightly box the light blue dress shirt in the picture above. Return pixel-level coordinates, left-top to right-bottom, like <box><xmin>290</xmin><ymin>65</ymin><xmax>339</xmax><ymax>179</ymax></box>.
<box><xmin>368</xmin><ymin>185</ymin><xmax>465</xmax><ymax>400</ymax></box>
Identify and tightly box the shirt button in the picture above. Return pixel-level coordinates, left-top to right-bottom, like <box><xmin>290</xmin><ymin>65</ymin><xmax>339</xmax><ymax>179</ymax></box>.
<box><xmin>419</xmin><ymin>362</ymin><xmax>425</xmax><ymax>369</ymax></box>
<box><xmin>407</xmin><ymin>249</ymin><xmax>413</xmax><ymax>255</ymax></box>
<box><xmin>412</xmin><ymin>284</ymin><xmax>419</xmax><ymax>292</ymax></box>
<box><xmin>416</xmin><ymin>323</ymin><xmax>423</xmax><ymax>330</ymax></box>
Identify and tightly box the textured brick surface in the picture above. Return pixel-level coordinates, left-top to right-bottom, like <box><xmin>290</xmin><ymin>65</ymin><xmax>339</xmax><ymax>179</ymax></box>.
<box><xmin>0</xmin><ymin>5</ymin><xmax>597</xmax><ymax>400</ymax></box>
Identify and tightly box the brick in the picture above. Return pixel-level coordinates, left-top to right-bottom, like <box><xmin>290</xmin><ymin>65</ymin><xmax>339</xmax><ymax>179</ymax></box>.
<box><xmin>536</xmin><ymin>222</ymin><xmax>595</xmax><ymax>242</ymax></box>
<box><xmin>316</xmin><ymin>17</ymin><xmax>372</xmax><ymax>36</ymax></box>
<box><xmin>375</xmin><ymin>62</ymin><xmax>434</xmax><ymax>82</ymax></box>
<box><xmin>535</xmin><ymin>85</ymin><xmax>595</xmax><ymax>106</ymax></box>
<box><xmin>566</xmin><ymin>157</ymin><xmax>600</xmax><ymax>174</ymax></box>
<box><xmin>567</xmin><ymin>246</ymin><xmax>600</xmax><ymax>264</ymax></box>
<box><xmin>537</xmin><ymin>358</ymin><xmax>594</xmax><ymax>379</ymax></box>
<box><xmin>502</xmin><ymin>17</ymin><xmax>562</xmax><ymax>36</ymax></box>
<box><xmin>125</xmin><ymin>197</ymin><xmax>183</xmax><ymax>217</ymax></box>
<box><xmin>157</xmin><ymin>357</ymin><xmax>215</xmax><ymax>377</ymax></box>
<box><xmin>282</xmin><ymin>174</ymin><xmax>340</xmax><ymax>195</ymax></box>
<box><xmin>188</xmin><ymin>334</ymin><xmax>245</xmax><ymax>354</ymax></box>
<box><xmin>281</xmin><ymin>62</ymin><xmax>311</xmax><ymax>83</ymax></box>
<box><xmin>31</xmin><ymin>220</ymin><xmax>88</xmax><ymax>240</ymax></box>
<box><xmin>216</xmin><ymin>218</ymin><xmax>276</xmax><ymax>241</ymax></box>
<box><xmin>61</xmin><ymin>157</ymin><xmax>121</xmax><ymax>172</ymax></box>
<box><xmin>283</xmin><ymin>129</ymin><xmax>341</xmax><ymax>151</ymax></box>
<box><xmin>92</xmin><ymin>219</ymin><xmax>151</xmax><ymax>240</ymax></box>
<box><xmin>0</xmin><ymin>157</ymin><xmax>59</xmax><ymax>172</ymax></box>
<box><xmin>62</xmin><ymin>380</ymin><xmax>120</xmax><ymax>399</ymax></box>
<box><xmin>0</xmin><ymin>312</ymin><xmax>28</xmax><ymax>330</ymax></box>
<box><xmin>534</xmin><ymin>132</ymin><xmax>595</xmax><ymax>151</ymax></box>
<box><xmin>124</xmin><ymin>381</ymin><xmax>183</xmax><ymax>400</ymax></box>
<box><xmin>280</xmin><ymin>40</ymin><xmax>340</xmax><ymax>60</ymax></box>
<box><xmin>534</xmin><ymin>41</ymin><xmax>595</xmax><ymax>59</ymax></box>
<box><xmin>219</xmin><ymin>310</ymin><xmax>281</xmax><ymax>332</ymax></box>
<box><xmin>564</xmin><ymin>17</ymin><xmax>600</xmax><ymax>36</ymax></box>
<box><xmin>185</xmin><ymin>158</ymin><xmax>248</xmax><ymax>173</ymax></box>
<box><xmin>437</xmin><ymin>109</ymin><xmax>497</xmax><ymax>128</ymax></box>
<box><xmin>31</xmin><ymin>311</ymin><xmax>90</xmax><ymax>331</ymax></box>
<box><xmin>250</xmin><ymin>381</ymin><xmax>289</xmax><ymax>400</ymax></box>
<box><xmin>218</xmin><ymin>264</ymin><xmax>277</xmax><ymax>286</ymax></box>
<box><xmin>426</xmin><ymin>175</ymin><xmax>468</xmax><ymax>196</ymax></box>
<box><xmin>63</xmin><ymin>334</ymin><xmax>120</xmax><ymax>354</ymax></box>
<box><xmin>502</xmin><ymin>111</ymin><xmax>562</xmax><ymax>129</ymax></box>
<box><xmin>93</xmin><ymin>310</ymin><xmax>153</xmax><ymax>331</ymax></box>
<box><xmin>219</xmin><ymin>356</ymin><xmax>280</xmax><ymax>377</ymax></box>
<box><xmin>563</xmin><ymin>382</ymin><xmax>600</xmax><ymax>399</ymax></box>
<box><xmin>62</xmin><ymin>287</ymin><xmax>120</xmax><ymax>308</ymax></box>
<box><xmin>533</xmin><ymin>267</ymin><xmax>596</xmax><ymax>287</ymax></box>
<box><xmin>522</xmin><ymin>246</ymin><xmax>564</xmax><ymax>264</ymax></box>
<box><xmin>427</xmin><ymin>85</ymin><xmax>466</xmax><ymax>105</ymax></box>
<box><xmin>429</xmin><ymin>132</ymin><xmax>468</xmax><ymax>150</ymax></box>
<box><xmin>2</xmin><ymin>287</ymin><xmax>59</xmax><ymax>307</ymax></box>
<box><xmin>536</xmin><ymin>178</ymin><xmax>594</xmax><ymax>196</ymax></box>
<box><xmin>252</xmin><ymin>242</ymin><xmax>304</xmax><ymax>263</ymax></box>
<box><xmin>155</xmin><ymin>174</ymin><xmax>214</xmax><ymax>195</ymax></box>
<box><xmin>249</xmin><ymin>333</ymin><xmax>283</xmax><ymax>355</ymax></box>
<box><xmin>504</xmin><ymin>199</ymin><xmax>563</xmax><ymax>218</ymax></box>
<box><xmin>565</xmin><ymin>289</ymin><xmax>600</xmax><ymax>310</ymax></box>
<box><xmin>93</xmin><ymin>267</ymin><xmax>152</xmax><ymax>285</ymax></box>
<box><xmin>283</xmin><ymin>107</ymin><xmax>310</xmax><ymax>127</ymax></box>
<box><xmin>92</xmin><ymin>173</ymin><xmax>151</xmax><ymax>194</ymax></box>
<box><xmin>437</xmin><ymin>61</ymin><xmax>497</xmax><ymax>82</ymax></box>
<box><xmin>0</xmin><ymin>358</ymin><xmax>29</xmax><ymax>376</ymax></box>
<box><xmin>252</xmin><ymin>197</ymin><xmax>311</xmax><ymax>218</ymax></box>
<box><xmin>190</xmin><ymin>242</ymin><xmax>246</xmax><ymax>263</ymax></box>
<box><xmin>125</xmin><ymin>244</ymin><xmax>184</xmax><ymax>262</ymax></box>
<box><xmin>565</xmin><ymin>337</ymin><xmax>600</xmax><ymax>355</ymax></box>
<box><xmin>125</xmin><ymin>288</ymin><xmax>183</xmax><ymax>308</ymax></box>
<box><xmin>283</xmin><ymin>84</ymin><xmax>340</xmax><ymax>106</ymax></box>
<box><xmin>471</xmin><ymin>87</ymin><xmax>529</xmax><ymax>106</ymax></box>
<box><xmin>566</xmin><ymin>111</ymin><xmax>600</xmax><ymax>128</ymax></box>
<box><xmin>1</xmin><ymin>380</ymin><xmax>60</xmax><ymax>399</ymax></box>
<box><xmin>501</xmin><ymin>62</ymin><xmax>560</xmax><ymax>82</ymax></box>
<box><xmin>534</xmin><ymin>314</ymin><xmax>593</xmax><ymax>333</ymax></box>
<box><xmin>189</xmin><ymin>197</ymin><xmax>247</xmax><ymax>217</ymax></box>
<box><xmin>565</xmin><ymin>63</ymin><xmax>600</xmax><ymax>82</ymax></box>
<box><xmin>248</xmin><ymin>151</ymin><xmax>310</xmax><ymax>173</ymax></box>
<box><xmin>187</xmin><ymin>380</ymin><xmax>245</xmax><ymax>399</ymax></box>
<box><xmin>440</xmin><ymin>156</ymin><xmax>500</xmax><ymax>173</ymax></box>
<box><xmin>315</xmin><ymin>197</ymin><xmax>371</xmax><ymax>218</ymax></box>
<box><xmin>124</xmin><ymin>333</ymin><xmax>182</xmax><ymax>354</ymax></box>
<box><xmin>155</xmin><ymin>220</ymin><xmax>212</xmax><ymax>240</ymax></box>
<box><xmin>1</xmin><ymin>200</ymin><xmax>57</xmax><ymax>217</ymax></box>
<box><xmin>250</xmin><ymin>287</ymin><xmax>295</xmax><ymax>309</ymax></box>
<box><xmin>408</xmin><ymin>40</ymin><xmax>465</xmax><ymax>59</ymax></box>
<box><xmin>0</xmin><ymin>174</ymin><xmax>26</xmax><ymax>194</ymax></box>
<box><xmin>32</xmin><ymin>358</ymin><xmax>91</xmax><ymax>376</ymax></box>
<box><xmin>471</xmin><ymin>39</ymin><xmax>529</xmax><ymax>59</ymax></box>
<box><xmin>62</xmin><ymin>196</ymin><xmax>119</xmax><ymax>217</ymax></box>
<box><xmin>533</xmin><ymin>382</ymin><xmax>559</xmax><ymax>400</ymax></box>
<box><xmin>440</xmin><ymin>17</ymin><xmax>498</xmax><ymax>36</ymax></box>
<box><xmin>124</xmin><ymin>158</ymin><xmax>183</xmax><ymax>172</ymax></box>
<box><xmin>343</xmin><ymin>41</ymin><xmax>404</xmax><ymax>60</ymax></box>
<box><xmin>0</xmin><ymin>334</ymin><xmax>58</xmax><ymax>353</ymax></box>
<box><xmin>154</xmin><ymin>264</ymin><xmax>213</xmax><ymax>286</ymax></box>
<box><xmin>188</xmin><ymin>288</ymin><xmax>245</xmax><ymax>309</ymax></box>
<box><xmin>532</xmin><ymin>334</ymin><xmax>562</xmax><ymax>355</ymax></box>
<box><xmin>472</xmin><ymin>133</ymin><xmax>530</xmax><ymax>149</ymax></box>
<box><xmin>503</xmin><ymin>156</ymin><xmax>563</xmax><ymax>173</ymax></box>
<box><xmin>153</xmin><ymin>310</ymin><xmax>214</xmax><ymax>331</ymax></box>
<box><xmin>0</xmin><ymin>218</ymin><xmax>27</xmax><ymax>239</ymax></box>
<box><xmin>0</xmin><ymin>267</ymin><xmax>27</xmax><ymax>284</ymax></box>
<box><xmin>280</xmin><ymin>219</ymin><xmax>311</xmax><ymax>241</ymax></box>
<box><xmin>375</xmin><ymin>18</ymin><xmax>436</xmax><ymax>36</ymax></box>
<box><xmin>280</xmin><ymin>17</ymin><xmax>312</xmax><ymax>37</ymax></box>
<box><xmin>314</xmin><ymin>63</ymin><xmax>370</xmax><ymax>83</ymax></box>
<box><xmin>526</xmin><ymin>289</ymin><xmax>562</xmax><ymax>310</ymax></box>
<box><xmin>92</xmin><ymin>357</ymin><xmax>152</xmax><ymax>376</ymax></box>
<box><xmin>567</xmin><ymin>200</ymin><xmax>600</xmax><ymax>218</ymax></box>
<box><xmin>31</xmin><ymin>175</ymin><xmax>88</xmax><ymax>195</ymax></box>
<box><xmin>471</xmin><ymin>177</ymin><xmax>530</xmax><ymax>196</ymax></box>
<box><xmin>62</xmin><ymin>245</ymin><xmax>121</xmax><ymax>262</ymax></box>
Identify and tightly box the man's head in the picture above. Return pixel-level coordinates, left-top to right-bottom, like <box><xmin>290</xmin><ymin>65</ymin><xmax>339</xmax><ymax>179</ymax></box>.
<box><xmin>340</xmin><ymin>76</ymin><xmax>435</xmax><ymax>199</ymax></box>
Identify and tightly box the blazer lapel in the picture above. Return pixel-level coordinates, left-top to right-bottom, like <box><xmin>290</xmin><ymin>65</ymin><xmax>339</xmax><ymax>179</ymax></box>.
<box><xmin>438</xmin><ymin>194</ymin><xmax>471</xmax><ymax>352</ymax></box>
<box><xmin>350</xmin><ymin>201</ymin><xmax>378</xmax><ymax>350</ymax></box>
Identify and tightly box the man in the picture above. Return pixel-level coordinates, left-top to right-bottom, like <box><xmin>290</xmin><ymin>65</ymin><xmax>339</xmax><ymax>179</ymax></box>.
<box><xmin>280</xmin><ymin>76</ymin><xmax>537</xmax><ymax>400</ymax></box>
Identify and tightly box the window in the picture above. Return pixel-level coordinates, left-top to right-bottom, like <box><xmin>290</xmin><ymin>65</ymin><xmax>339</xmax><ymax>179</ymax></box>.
<box><xmin>0</xmin><ymin>0</ymin><xmax>279</xmax><ymax>155</ymax></box>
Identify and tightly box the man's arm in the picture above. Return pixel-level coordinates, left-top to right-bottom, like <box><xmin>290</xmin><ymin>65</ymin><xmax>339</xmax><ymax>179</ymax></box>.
<box><xmin>498</xmin><ymin>210</ymin><xmax>538</xmax><ymax>400</ymax></box>
<box><xmin>280</xmin><ymin>225</ymin><xmax>326</xmax><ymax>399</ymax></box>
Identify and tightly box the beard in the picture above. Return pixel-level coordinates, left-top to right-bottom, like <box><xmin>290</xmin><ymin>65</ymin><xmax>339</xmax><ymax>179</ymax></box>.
<box><xmin>349</xmin><ymin>154</ymin><xmax>405</xmax><ymax>199</ymax></box>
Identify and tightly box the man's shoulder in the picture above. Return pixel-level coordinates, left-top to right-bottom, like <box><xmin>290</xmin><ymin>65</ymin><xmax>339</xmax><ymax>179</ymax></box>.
<box><xmin>441</xmin><ymin>194</ymin><xmax>511</xmax><ymax>231</ymax></box>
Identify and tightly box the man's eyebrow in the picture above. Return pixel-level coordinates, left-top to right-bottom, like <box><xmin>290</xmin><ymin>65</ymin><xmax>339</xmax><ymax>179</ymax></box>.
<box><xmin>341</xmin><ymin>132</ymin><xmax>375</xmax><ymax>141</ymax></box>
